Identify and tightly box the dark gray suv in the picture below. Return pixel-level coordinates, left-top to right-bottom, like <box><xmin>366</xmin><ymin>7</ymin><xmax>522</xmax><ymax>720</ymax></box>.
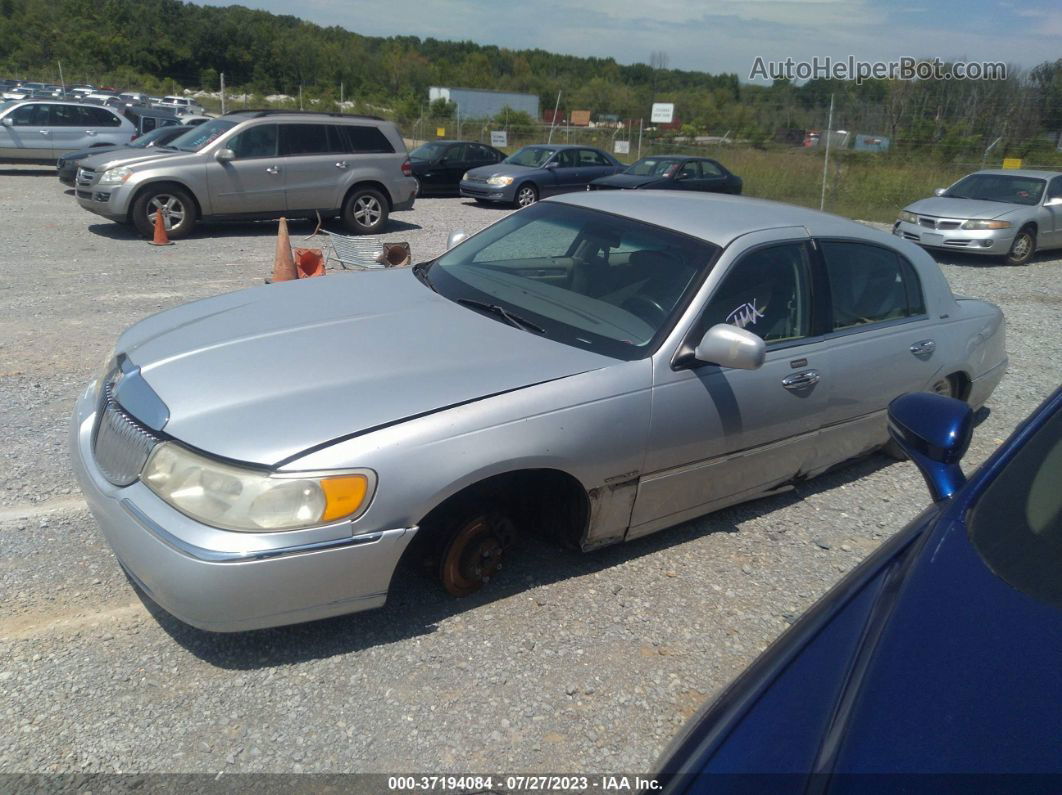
<box><xmin>74</xmin><ymin>110</ymin><xmax>418</xmax><ymax>239</ymax></box>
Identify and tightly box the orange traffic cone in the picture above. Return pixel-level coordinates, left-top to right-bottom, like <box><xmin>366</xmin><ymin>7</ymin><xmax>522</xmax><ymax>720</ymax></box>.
<box><xmin>294</xmin><ymin>247</ymin><xmax>326</xmax><ymax>278</ymax></box>
<box><xmin>147</xmin><ymin>206</ymin><xmax>173</xmax><ymax>246</ymax></box>
<box><xmin>269</xmin><ymin>217</ymin><xmax>297</xmax><ymax>282</ymax></box>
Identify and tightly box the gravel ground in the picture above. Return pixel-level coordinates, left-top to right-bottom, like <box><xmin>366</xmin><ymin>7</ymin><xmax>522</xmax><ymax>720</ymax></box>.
<box><xmin>0</xmin><ymin>165</ymin><xmax>1059</xmax><ymax>777</ymax></box>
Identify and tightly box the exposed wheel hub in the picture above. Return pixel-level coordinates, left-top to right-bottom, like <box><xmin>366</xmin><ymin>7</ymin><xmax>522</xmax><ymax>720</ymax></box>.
<box><xmin>439</xmin><ymin>514</ymin><xmax>516</xmax><ymax>597</ymax></box>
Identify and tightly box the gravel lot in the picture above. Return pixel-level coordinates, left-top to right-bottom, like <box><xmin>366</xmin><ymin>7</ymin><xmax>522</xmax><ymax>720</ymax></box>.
<box><xmin>1</xmin><ymin>165</ymin><xmax>1059</xmax><ymax>777</ymax></box>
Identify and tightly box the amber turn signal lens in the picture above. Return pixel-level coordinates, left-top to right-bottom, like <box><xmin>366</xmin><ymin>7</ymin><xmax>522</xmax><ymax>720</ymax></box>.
<box><xmin>320</xmin><ymin>474</ymin><xmax>370</xmax><ymax>522</ymax></box>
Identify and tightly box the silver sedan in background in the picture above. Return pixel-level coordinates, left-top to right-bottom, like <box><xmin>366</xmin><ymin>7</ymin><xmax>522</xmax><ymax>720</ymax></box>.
<box><xmin>71</xmin><ymin>192</ymin><xmax>1006</xmax><ymax>632</ymax></box>
<box><xmin>894</xmin><ymin>169</ymin><xmax>1062</xmax><ymax>265</ymax></box>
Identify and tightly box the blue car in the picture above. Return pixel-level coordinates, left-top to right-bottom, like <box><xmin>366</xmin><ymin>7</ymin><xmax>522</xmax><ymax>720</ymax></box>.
<box><xmin>654</xmin><ymin>386</ymin><xmax>1062</xmax><ymax>791</ymax></box>
<box><xmin>459</xmin><ymin>144</ymin><xmax>623</xmax><ymax>207</ymax></box>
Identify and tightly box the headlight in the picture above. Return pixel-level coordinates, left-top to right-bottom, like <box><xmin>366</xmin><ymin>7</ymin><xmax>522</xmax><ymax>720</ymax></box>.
<box><xmin>961</xmin><ymin>219</ymin><xmax>1012</xmax><ymax>230</ymax></box>
<box><xmin>142</xmin><ymin>442</ymin><xmax>374</xmax><ymax>532</ymax></box>
<box><xmin>486</xmin><ymin>175</ymin><xmax>514</xmax><ymax>187</ymax></box>
<box><xmin>898</xmin><ymin>210</ymin><xmax>918</xmax><ymax>224</ymax></box>
<box><xmin>98</xmin><ymin>166</ymin><xmax>133</xmax><ymax>185</ymax></box>
<box><xmin>462</xmin><ymin>171</ymin><xmax>470</xmax><ymax>181</ymax></box>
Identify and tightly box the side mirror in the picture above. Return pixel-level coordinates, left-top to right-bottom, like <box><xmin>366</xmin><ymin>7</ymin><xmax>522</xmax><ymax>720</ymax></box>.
<box><xmin>446</xmin><ymin>229</ymin><xmax>468</xmax><ymax>249</ymax></box>
<box><xmin>1045</xmin><ymin>197</ymin><xmax>1062</xmax><ymax>207</ymax></box>
<box><xmin>215</xmin><ymin>148</ymin><xmax>235</xmax><ymax>163</ymax></box>
<box><xmin>693</xmin><ymin>324</ymin><xmax>766</xmax><ymax>370</ymax></box>
<box><xmin>933</xmin><ymin>188</ymin><xmax>946</xmax><ymax>197</ymax></box>
<box><xmin>1</xmin><ymin>117</ymin><xmax>13</xmax><ymax>127</ymax></box>
<box><xmin>887</xmin><ymin>392</ymin><xmax>973</xmax><ymax>502</ymax></box>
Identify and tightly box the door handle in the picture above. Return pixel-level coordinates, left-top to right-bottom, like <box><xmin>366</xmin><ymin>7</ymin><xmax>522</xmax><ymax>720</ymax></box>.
<box><xmin>909</xmin><ymin>339</ymin><xmax>936</xmax><ymax>357</ymax></box>
<box><xmin>84</xmin><ymin>130</ymin><xmax>97</xmax><ymax>136</ymax></box>
<box><xmin>265</xmin><ymin>165</ymin><xmax>279</xmax><ymax>175</ymax></box>
<box><xmin>782</xmin><ymin>369</ymin><xmax>821</xmax><ymax>390</ymax></box>
<box><xmin>335</xmin><ymin>160</ymin><xmax>349</xmax><ymax>169</ymax></box>
<box><xmin>39</xmin><ymin>129</ymin><xmax>50</xmax><ymax>135</ymax></box>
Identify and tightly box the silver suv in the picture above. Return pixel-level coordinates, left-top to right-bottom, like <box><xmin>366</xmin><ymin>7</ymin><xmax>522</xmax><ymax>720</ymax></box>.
<box><xmin>0</xmin><ymin>100</ymin><xmax>134</xmax><ymax>161</ymax></box>
<box><xmin>74</xmin><ymin>110</ymin><xmax>418</xmax><ymax>239</ymax></box>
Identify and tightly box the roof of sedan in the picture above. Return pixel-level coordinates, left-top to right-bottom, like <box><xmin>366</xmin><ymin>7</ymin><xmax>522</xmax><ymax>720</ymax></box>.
<box><xmin>548</xmin><ymin>191</ymin><xmax>888</xmax><ymax>248</ymax></box>
<box><xmin>974</xmin><ymin>169</ymin><xmax>1061</xmax><ymax>179</ymax></box>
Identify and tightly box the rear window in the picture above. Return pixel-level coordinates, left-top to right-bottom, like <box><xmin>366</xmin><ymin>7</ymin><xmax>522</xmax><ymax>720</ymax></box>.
<box><xmin>339</xmin><ymin>125</ymin><xmax>394</xmax><ymax>154</ymax></box>
<box><xmin>279</xmin><ymin>123</ymin><xmax>331</xmax><ymax>156</ymax></box>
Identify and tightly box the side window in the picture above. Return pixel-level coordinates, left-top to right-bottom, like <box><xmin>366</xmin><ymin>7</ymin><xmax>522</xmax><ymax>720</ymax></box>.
<box><xmin>141</xmin><ymin>117</ymin><xmax>157</xmax><ymax>133</ymax></box>
<box><xmin>819</xmin><ymin>241</ymin><xmax>923</xmax><ymax>330</ymax></box>
<box><xmin>579</xmin><ymin>149</ymin><xmax>608</xmax><ymax>166</ymax></box>
<box><xmin>1047</xmin><ymin>177</ymin><xmax>1062</xmax><ymax>201</ymax></box>
<box><xmin>279</xmin><ymin>124</ymin><xmax>329</xmax><ymax>156</ymax></box>
<box><xmin>698</xmin><ymin>243</ymin><xmax>812</xmax><ymax>344</ymax></box>
<box><xmin>82</xmin><ymin>106</ymin><xmax>121</xmax><ymax>127</ymax></box>
<box><xmin>228</xmin><ymin>124</ymin><xmax>278</xmax><ymax>159</ymax></box>
<box><xmin>10</xmin><ymin>104</ymin><xmax>49</xmax><ymax>126</ymax></box>
<box><xmin>701</xmin><ymin>160</ymin><xmax>723</xmax><ymax>177</ymax></box>
<box><xmin>49</xmin><ymin>104</ymin><xmax>82</xmax><ymax>126</ymax></box>
<box><xmin>472</xmin><ymin>145</ymin><xmax>494</xmax><ymax>161</ymax></box>
<box><xmin>556</xmin><ymin>149</ymin><xmax>579</xmax><ymax>168</ymax></box>
<box><xmin>678</xmin><ymin>160</ymin><xmax>701</xmax><ymax>178</ymax></box>
<box><xmin>444</xmin><ymin>143</ymin><xmax>467</xmax><ymax>162</ymax></box>
<box><xmin>341</xmin><ymin>125</ymin><xmax>395</xmax><ymax>154</ymax></box>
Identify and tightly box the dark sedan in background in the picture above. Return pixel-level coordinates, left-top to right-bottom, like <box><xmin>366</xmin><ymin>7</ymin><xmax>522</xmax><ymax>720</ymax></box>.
<box><xmin>654</xmin><ymin>386</ymin><xmax>1062</xmax><ymax>791</ymax></box>
<box><xmin>409</xmin><ymin>140</ymin><xmax>504</xmax><ymax>195</ymax></box>
<box><xmin>589</xmin><ymin>155</ymin><xmax>742</xmax><ymax>195</ymax></box>
<box><xmin>459</xmin><ymin>144</ymin><xmax>623</xmax><ymax>207</ymax></box>
<box><xmin>56</xmin><ymin>124</ymin><xmax>190</xmax><ymax>186</ymax></box>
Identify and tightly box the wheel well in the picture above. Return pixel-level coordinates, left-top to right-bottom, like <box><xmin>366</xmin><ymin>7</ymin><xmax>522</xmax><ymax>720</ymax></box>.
<box><xmin>343</xmin><ymin>181</ymin><xmax>393</xmax><ymax>211</ymax></box>
<box><xmin>127</xmin><ymin>180</ymin><xmax>202</xmax><ymax>222</ymax></box>
<box><xmin>946</xmin><ymin>371</ymin><xmax>971</xmax><ymax>402</ymax></box>
<box><xmin>1019</xmin><ymin>222</ymin><xmax>1037</xmax><ymax>236</ymax></box>
<box><xmin>413</xmin><ymin>469</ymin><xmax>590</xmax><ymax>553</ymax></box>
<box><xmin>518</xmin><ymin>181</ymin><xmax>537</xmax><ymax>195</ymax></box>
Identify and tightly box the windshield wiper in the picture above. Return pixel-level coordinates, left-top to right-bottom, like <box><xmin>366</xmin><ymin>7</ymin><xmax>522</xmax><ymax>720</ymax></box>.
<box><xmin>456</xmin><ymin>298</ymin><xmax>546</xmax><ymax>334</ymax></box>
<box><xmin>412</xmin><ymin>261</ymin><xmax>437</xmax><ymax>292</ymax></box>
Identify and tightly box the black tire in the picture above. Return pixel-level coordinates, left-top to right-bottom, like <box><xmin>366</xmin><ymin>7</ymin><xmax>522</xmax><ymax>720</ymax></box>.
<box><xmin>131</xmin><ymin>184</ymin><xmax>197</xmax><ymax>239</ymax></box>
<box><xmin>341</xmin><ymin>186</ymin><xmax>389</xmax><ymax>235</ymax></box>
<box><xmin>883</xmin><ymin>376</ymin><xmax>958</xmax><ymax>460</ymax></box>
<box><xmin>514</xmin><ymin>183</ymin><xmax>538</xmax><ymax>208</ymax></box>
<box><xmin>1005</xmin><ymin>226</ymin><xmax>1036</xmax><ymax>266</ymax></box>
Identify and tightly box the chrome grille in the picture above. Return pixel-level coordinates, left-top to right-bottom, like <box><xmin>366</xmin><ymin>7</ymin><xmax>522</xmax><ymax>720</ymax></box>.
<box><xmin>93</xmin><ymin>387</ymin><xmax>159</xmax><ymax>486</ymax></box>
<box><xmin>76</xmin><ymin>168</ymin><xmax>96</xmax><ymax>188</ymax></box>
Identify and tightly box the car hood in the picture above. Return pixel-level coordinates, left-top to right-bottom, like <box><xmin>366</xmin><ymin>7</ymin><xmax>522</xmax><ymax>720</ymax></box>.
<box><xmin>591</xmin><ymin>173</ymin><xmax>659</xmax><ymax>189</ymax></box>
<box><xmin>79</xmin><ymin>147</ymin><xmax>189</xmax><ymax>172</ymax></box>
<box><xmin>59</xmin><ymin>145</ymin><xmax>120</xmax><ymax>162</ymax></box>
<box><xmin>685</xmin><ymin>511</ymin><xmax>1062</xmax><ymax>776</ymax></box>
<box><xmin>903</xmin><ymin>196</ymin><xmax>1028</xmax><ymax>220</ymax></box>
<box><xmin>117</xmin><ymin>269</ymin><xmax>612</xmax><ymax>466</ymax></box>
<box><xmin>465</xmin><ymin>163</ymin><xmax>543</xmax><ymax>179</ymax></box>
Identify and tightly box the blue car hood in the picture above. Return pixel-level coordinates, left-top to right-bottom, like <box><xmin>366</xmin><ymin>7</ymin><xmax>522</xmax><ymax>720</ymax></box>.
<box><xmin>591</xmin><ymin>173</ymin><xmax>658</xmax><ymax>189</ymax></box>
<box><xmin>115</xmin><ymin>269</ymin><xmax>612</xmax><ymax>465</ymax></box>
<box><xmin>465</xmin><ymin>163</ymin><xmax>542</xmax><ymax>179</ymax></box>
<box><xmin>691</xmin><ymin>511</ymin><xmax>1062</xmax><ymax>781</ymax></box>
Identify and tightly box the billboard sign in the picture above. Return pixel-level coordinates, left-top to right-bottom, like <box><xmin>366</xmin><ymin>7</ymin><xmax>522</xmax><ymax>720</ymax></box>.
<box><xmin>490</xmin><ymin>130</ymin><xmax>508</xmax><ymax>148</ymax></box>
<box><xmin>614</xmin><ymin>140</ymin><xmax>630</xmax><ymax>155</ymax></box>
<box><xmin>650</xmin><ymin>102</ymin><xmax>675</xmax><ymax>124</ymax></box>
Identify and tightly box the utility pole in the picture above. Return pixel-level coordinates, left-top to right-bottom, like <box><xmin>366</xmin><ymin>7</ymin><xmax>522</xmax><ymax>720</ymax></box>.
<box><xmin>820</xmin><ymin>93</ymin><xmax>834</xmax><ymax>211</ymax></box>
<box><xmin>57</xmin><ymin>60</ymin><xmax>65</xmax><ymax>93</ymax></box>
<box><xmin>299</xmin><ymin>84</ymin><xmax>303</xmax><ymax>111</ymax></box>
<box><xmin>637</xmin><ymin>118</ymin><xmax>643</xmax><ymax>159</ymax></box>
<box><xmin>547</xmin><ymin>90</ymin><xmax>562</xmax><ymax>144</ymax></box>
<box><xmin>340</xmin><ymin>82</ymin><xmax>344</xmax><ymax>110</ymax></box>
<box><xmin>220</xmin><ymin>72</ymin><xmax>226</xmax><ymax>114</ymax></box>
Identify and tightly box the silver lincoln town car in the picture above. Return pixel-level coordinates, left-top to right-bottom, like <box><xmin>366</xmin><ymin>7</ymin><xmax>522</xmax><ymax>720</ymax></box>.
<box><xmin>71</xmin><ymin>192</ymin><xmax>1007</xmax><ymax>632</ymax></box>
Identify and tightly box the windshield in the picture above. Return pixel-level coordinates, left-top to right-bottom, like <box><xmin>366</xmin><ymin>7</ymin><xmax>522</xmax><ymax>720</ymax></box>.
<box><xmin>426</xmin><ymin>202</ymin><xmax>719</xmax><ymax>360</ymax></box>
<box><xmin>0</xmin><ymin>100</ymin><xmax>15</xmax><ymax>113</ymax></box>
<box><xmin>130</xmin><ymin>126</ymin><xmax>182</xmax><ymax>148</ymax></box>
<box><xmin>410</xmin><ymin>142</ymin><xmax>450</xmax><ymax>161</ymax></box>
<box><xmin>969</xmin><ymin>399</ymin><xmax>1062</xmax><ymax>608</ymax></box>
<box><xmin>945</xmin><ymin>174</ymin><xmax>1046</xmax><ymax>205</ymax></box>
<box><xmin>504</xmin><ymin>147</ymin><xmax>556</xmax><ymax>168</ymax></box>
<box><xmin>168</xmin><ymin>119</ymin><xmax>235</xmax><ymax>152</ymax></box>
<box><xmin>625</xmin><ymin>158</ymin><xmax>680</xmax><ymax>177</ymax></box>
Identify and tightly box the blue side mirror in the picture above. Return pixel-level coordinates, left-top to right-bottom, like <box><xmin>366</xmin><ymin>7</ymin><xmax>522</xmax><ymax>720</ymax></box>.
<box><xmin>887</xmin><ymin>392</ymin><xmax>973</xmax><ymax>502</ymax></box>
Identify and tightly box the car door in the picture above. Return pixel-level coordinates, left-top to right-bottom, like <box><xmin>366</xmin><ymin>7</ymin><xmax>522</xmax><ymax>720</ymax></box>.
<box><xmin>1041</xmin><ymin>176</ymin><xmax>1062</xmax><ymax>249</ymax></box>
<box><xmin>0</xmin><ymin>103</ymin><xmax>53</xmax><ymax>158</ymax></box>
<box><xmin>431</xmin><ymin>143</ymin><xmax>469</xmax><ymax>192</ymax></box>
<box><xmin>628</xmin><ymin>234</ymin><xmax>829</xmax><ymax>539</ymax></box>
<box><xmin>809</xmin><ymin>239</ymin><xmax>942</xmax><ymax>468</ymax></box>
<box><xmin>577</xmin><ymin>148</ymin><xmax>620</xmax><ymax>185</ymax></box>
<box><xmin>204</xmin><ymin>123</ymin><xmax>284</xmax><ymax>214</ymax></box>
<box><xmin>689</xmin><ymin>159</ymin><xmax>732</xmax><ymax>193</ymax></box>
<box><xmin>277</xmin><ymin>122</ymin><xmax>344</xmax><ymax>213</ymax></box>
<box><xmin>544</xmin><ymin>148</ymin><xmax>582</xmax><ymax>195</ymax></box>
<box><xmin>79</xmin><ymin>105</ymin><xmax>131</xmax><ymax>148</ymax></box>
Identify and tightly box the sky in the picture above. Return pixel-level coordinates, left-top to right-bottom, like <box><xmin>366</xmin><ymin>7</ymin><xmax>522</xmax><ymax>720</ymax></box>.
<box><xmin>196</xmin><ymin>0</ymin><xmax>1060</xmax><ymax>81</ymax></box>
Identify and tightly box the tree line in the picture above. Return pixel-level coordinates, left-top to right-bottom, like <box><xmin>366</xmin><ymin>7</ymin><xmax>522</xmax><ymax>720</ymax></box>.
<box><xmin>1</xmin><ymin>0</ymin><xmax>1059</xmax><ymax>161</ymax></box>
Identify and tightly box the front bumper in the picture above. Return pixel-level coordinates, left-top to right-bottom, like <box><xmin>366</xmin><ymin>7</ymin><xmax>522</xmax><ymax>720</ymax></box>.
<box><xmin>75</xmin><ymin>180</ymin><xmax>133</xmax><ymax>221</ymax></box>
<box><xmin>459</xmin><ymin>180</ymin><xmax>513</xmax><ymax>203</ymax></box>
<box><xmin>69</xmin><ymin>383</ymin><xmax>417</xmax><ymax>632</ymax></box>
<box><xmin>893</xmin><ymin>220</ymin><xmax>1016</xmax><ymax>255</ymax></box>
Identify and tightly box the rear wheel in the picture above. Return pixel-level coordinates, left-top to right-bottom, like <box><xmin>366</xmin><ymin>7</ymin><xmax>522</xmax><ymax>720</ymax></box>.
<box><xmin>131</xmin><ymin>185</ymin><xmax>197</xmax><ymax>239</ymax></box>
<box><xmin>1005</xmin><ymin>226</ymin><xmax>1035</xmax><ymax>266</ymax></box>
<box><xmin>341</xmin><ymin>187</ymin><xmax>389</xmax><ymax>235</ymax></box>
<box><xmin>883</xmin><ymin>376</ymin><xmax>958</xmax><ymax>460</ymax></box>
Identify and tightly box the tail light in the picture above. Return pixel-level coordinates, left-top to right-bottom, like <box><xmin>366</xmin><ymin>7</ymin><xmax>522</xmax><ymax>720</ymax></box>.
<box><xmin>401</xmin><ymin>158</ymin><xmax>412</xmax><ymax>177</ymax></box>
